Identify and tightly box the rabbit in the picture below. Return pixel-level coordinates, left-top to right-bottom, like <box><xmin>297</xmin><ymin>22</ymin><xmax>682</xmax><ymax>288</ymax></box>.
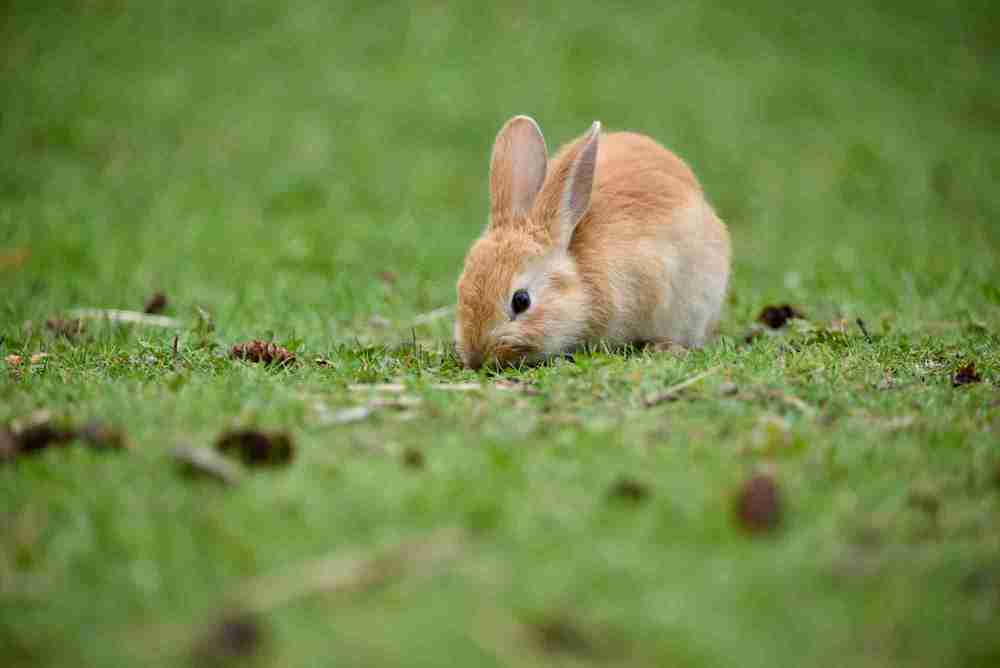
<box><xmin>455</xmin><ymin>115</ymin><xmax>730</xmax><ymax>370</ymax></box>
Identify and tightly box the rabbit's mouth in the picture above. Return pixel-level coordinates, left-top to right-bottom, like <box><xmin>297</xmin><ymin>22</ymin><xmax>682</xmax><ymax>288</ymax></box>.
<box><xmin>490</xmin><ymin>340</ymin><xmax>543</xmax><ymax>369</ymax></box>
<box><xmin>456</xmin><ymin>342</ymin><xmax>534</xmax><ymax>370</ymax></box>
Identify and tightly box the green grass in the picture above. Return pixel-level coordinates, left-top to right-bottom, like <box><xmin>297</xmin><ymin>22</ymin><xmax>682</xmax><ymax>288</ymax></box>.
<box><xmin>2</xmin><ymin>1</ymin><xmax>999</xmax><ymax>666</ymax></box>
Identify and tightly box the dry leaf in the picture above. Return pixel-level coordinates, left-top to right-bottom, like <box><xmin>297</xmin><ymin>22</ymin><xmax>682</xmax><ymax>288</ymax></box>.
<box><xmin>1</xmin><ymin>414</ymin><xmax>126</xmax><ymax>460</ymax></box>
<box><xmin>735</xmin><ymin>473</ymin><xmax>782</xmax><ymax>533</ymax></box>
<box><xmin>952</xmin><ymin>362</ymin><xmax>982</xmax><ymax>387</ymax></box>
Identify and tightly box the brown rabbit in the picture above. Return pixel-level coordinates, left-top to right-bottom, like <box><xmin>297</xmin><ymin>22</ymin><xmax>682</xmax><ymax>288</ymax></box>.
<box><xmin>455</xmin><ymin>116</ymin><xmax>730</xmax><ymax>369</ymax></box>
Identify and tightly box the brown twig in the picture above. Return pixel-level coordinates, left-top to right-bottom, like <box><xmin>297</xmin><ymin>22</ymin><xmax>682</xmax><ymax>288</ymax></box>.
<box><xmin>68</xmin><ymin>308</ymin><xmax>182</xmax><ymax>328</ymax></box>
<box><xmin>172</xmin><ymin>446</ymin><xmax>242</xmax><ymax>485</ymax></box>
<box><xmin>763</xmin><ymin>389</ymin><xmax>817</xmax><ymax>416</ymax></box>
<box><xmin>856</xmin><ymin>318</ymin><xmax>873</xmax><ymax>344</ymax></box>
<box><xmin>411</xmin><ymin>305</ymin><xmax>454</xmax><ymax>326</ymax></box>
<box><xmin>238</xmin><ymin>528</ymin><xmax>463</xmax><ymax>613</ymax></box>
<box><xmin>643</xmin><ymin>366</ymin><xmax>721</xmax><ymax>407</ymax></box>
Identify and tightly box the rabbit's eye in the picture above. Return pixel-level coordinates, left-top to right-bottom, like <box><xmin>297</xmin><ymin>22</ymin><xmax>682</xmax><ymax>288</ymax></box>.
<box><xmin>511</xmin><ymin>289</ymin><xmax>531</xmax><ymax>315</ymax></box>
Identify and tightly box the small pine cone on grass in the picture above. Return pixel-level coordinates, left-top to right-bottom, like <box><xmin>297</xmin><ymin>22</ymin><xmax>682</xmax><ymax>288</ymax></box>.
<box><xmin>230</xmin><ymin>340</ymin><xmax>296</xmax><ymax>366</ymax></box>
<box><xmin>143</xmin><ymin>292</ymin><xmax>168</xmax><ymax>314</ymax></box>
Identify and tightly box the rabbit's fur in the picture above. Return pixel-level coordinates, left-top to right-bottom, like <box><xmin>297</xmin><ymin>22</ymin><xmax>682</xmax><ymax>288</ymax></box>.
<box><xmin>455</xmin><ymin>116</ymin><xmax>730</xmax><ymax>369</ymax></box>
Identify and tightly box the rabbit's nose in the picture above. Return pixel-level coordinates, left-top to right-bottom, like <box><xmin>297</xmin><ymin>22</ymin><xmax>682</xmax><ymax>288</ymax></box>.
<box><xmin>464</xmin><ymin>351</ymin><xmax>484</xmax><ymax>370</ymax></box>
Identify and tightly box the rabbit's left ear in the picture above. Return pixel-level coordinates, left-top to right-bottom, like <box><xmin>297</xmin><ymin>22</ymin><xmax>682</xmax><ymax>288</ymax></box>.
<box><xmin>556</xmin><ymin>121</ymin><xmax>600</xmax><ymax>248</ymax></box>
<box><xmin>489</xmin><ymin>116</ymin><xmax>548</xmax><ymax>225</ymax></box>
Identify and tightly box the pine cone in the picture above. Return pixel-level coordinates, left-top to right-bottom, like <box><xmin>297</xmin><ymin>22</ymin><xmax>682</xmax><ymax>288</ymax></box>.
<box><xmin>216</xmin><ymin>429</ymin><xmax>294</xmax><ymax>466</ymax></box>
<box><xmin>143</xmin><ymin>292</ymin><xmax>168</xmax><ymax>314</ymax></box>
<box><xmin>756</xmin><ymin>304</ymin><xmax>803</xmax><ymax>329</ymax></box>
<box><xmin>229</xmin><ymin>340</ymin><xmax>296</xmax><ymax>365</ymax></box>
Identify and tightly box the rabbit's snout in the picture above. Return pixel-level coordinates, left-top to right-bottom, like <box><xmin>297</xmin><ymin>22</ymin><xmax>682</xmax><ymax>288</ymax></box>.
<box><xmin>464</xmin><ymin>350</ymin><xmax>485</xmax><ymax>370</ymax></box>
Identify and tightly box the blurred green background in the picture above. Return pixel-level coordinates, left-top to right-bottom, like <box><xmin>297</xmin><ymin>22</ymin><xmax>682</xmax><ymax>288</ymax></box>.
<box><xmin>4</xmin><ymin>0</ymin><xmax>997</xmax><ymax>334</ymax></box>
<box><xmin>2</xmin><ymin>1</ymin><xmax>999</xmax><ymax>667</ymax></box>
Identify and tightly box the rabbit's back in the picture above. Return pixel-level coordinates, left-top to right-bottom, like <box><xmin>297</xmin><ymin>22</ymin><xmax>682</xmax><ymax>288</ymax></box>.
<box><xmin>552</xmin><ymin>131</ymin><xmax>730</xmax><ymax>347</ymax></box>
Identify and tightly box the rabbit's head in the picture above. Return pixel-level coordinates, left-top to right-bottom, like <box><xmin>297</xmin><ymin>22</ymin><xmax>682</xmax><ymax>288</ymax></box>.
<box><xmin>455</xmin><ymin>116</ymin><xmax>600</xmax><ymax>369</ymax></box>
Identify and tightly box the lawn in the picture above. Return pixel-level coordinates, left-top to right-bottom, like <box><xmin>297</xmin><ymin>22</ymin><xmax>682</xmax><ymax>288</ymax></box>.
<box><xmin>2</xmin><ymin>1</ymin><xmax>999</xmax><ymax>666</ymax></box>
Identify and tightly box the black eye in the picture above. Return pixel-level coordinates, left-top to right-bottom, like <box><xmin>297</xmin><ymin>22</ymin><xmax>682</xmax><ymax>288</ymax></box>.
<box><xmin>511</xmin><ymin>289</ymin><xmax>531</xmax><ymax>315</ymax></box>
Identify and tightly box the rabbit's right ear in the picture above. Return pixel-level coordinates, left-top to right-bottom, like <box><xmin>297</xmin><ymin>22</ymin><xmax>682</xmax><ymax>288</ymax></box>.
<box><xmin>489</xmin><ymin>116</ymin><xmax>548</xmax><ymax>225</ymax></box>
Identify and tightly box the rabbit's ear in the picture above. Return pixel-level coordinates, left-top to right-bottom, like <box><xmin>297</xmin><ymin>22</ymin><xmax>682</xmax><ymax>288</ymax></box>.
<box><xmin>489</xmin><ymin>116</ymin><xmax>548</xmax><ymax>223</ymax></box>
<box><xmin>556</xmin><ymin>121</ymin><xmax>600</xmax><ymax>248</ymax></box>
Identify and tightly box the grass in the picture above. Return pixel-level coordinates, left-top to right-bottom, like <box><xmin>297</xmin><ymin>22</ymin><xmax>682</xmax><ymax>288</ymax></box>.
<box><xmin>2</xmin><ymin>0</ymin><xmax>999</xmax><ymax>666</ymax></box>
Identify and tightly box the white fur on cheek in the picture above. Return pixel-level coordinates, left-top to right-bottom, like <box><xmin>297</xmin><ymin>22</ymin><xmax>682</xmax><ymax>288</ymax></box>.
<box><xmin>508</xmin><ymin>250</ymin><xmax>590</xmax><ymax>357</ymax></box>
<box><xmin>540</xmin><ymin>293</ymin><xmax>589</xmax><ymax>355</ymax></box>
